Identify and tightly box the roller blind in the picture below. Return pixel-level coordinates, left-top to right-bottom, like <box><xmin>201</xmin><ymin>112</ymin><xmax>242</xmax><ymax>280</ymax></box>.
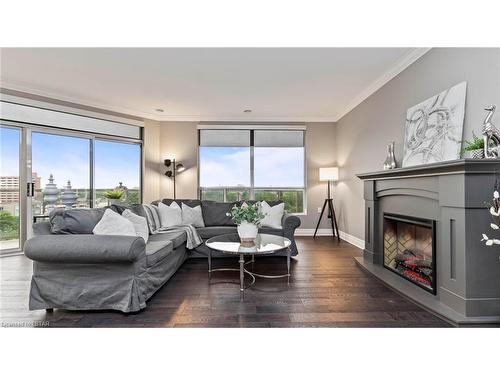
<box><xmin>0</xmin><ymin>100</ymin><xmax>142</xmax><ymax>140</ymax></box>
<box><xmin>254</xmin><ymin>130</ymin><xmax>304</xmax><ymax>147</ymax></box>
<box><xmin>199</xmin><ymin>129</ymin><xmax>250</xmax><ymax>147</ymax></box>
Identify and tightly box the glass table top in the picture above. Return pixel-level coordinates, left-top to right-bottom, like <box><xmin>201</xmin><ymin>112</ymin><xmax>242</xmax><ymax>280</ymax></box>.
<box><xmin>205</xmin><ymin>233</ymin><xmax>291</xmax><ymax>254</ymax></box>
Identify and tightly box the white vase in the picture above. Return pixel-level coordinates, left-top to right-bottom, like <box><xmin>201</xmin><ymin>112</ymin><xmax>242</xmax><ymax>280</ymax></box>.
<box><xmin>237</xmin><ymin>221</ymin><xmax>258</xmax><ymax>241</ymax></box>
<box><xmin>108</xmin><ymin>198</ymin><xmax>121</xmax><ymax>205</ymax></box>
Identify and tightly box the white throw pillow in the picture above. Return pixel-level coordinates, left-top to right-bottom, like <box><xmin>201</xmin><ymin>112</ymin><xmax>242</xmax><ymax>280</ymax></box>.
<box><xmin>93</xmin><ymin>209</ymin><xmax>137</xmax><ymax>236</ymax></box>
<box><xmin>260</xmin><ymin>201</ymin><xmax>285</xmax><ymax>229</ymax></box>
<box><xmin>122</xmin><ymin>209</ymin><xmax>149</xmax><ymax>243</ymax></box>
<box><xmin>157</xmin><ymin>201</ymin><xmax>182</xmax><ymax>228</ymax></box>
<box><xmin>181</xmin><ymin>203</ymin><xmax>205</xmax><ymax>227</ymax></box>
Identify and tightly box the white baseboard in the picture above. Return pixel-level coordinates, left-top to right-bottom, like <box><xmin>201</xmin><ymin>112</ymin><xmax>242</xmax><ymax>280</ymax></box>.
<box><xmin>295</xmin><ymin>228</ymin><xmax>365</xmax><ymax>249</ymax></box>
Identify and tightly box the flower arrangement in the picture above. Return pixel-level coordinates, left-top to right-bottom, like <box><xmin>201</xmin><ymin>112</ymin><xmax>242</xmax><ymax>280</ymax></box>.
<box><xmin>481</xmin><ymin>190</ymin><xmax>500</xmax><ymax>247</ymax></box>
<box><xmin>104</xmin><ymin>190</ymin><xmax>124</xmax><ymax>200</ymax></box>
<box><xmin>226</xmin><ymin>202</ymin><xmax>265</xmax><ymax>225</ymax></box>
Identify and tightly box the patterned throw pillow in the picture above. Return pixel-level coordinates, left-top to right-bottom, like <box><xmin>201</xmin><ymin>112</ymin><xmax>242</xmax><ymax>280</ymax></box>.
<box><xmin>181</xmin><ymin>203</ymin><xmax>205</xmax><ymax>227</ymax></box>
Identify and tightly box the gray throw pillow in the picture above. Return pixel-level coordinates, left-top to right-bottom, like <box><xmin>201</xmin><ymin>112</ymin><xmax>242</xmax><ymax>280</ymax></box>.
<box><xmin>49</xmin><ymin>208</ymin><xmax>106</xmax><ymax>234</ymax></box>
<box><xmin>201</xmin><ymin>201</ymin><xmax>236</xmax><ymax>227</ymax></box>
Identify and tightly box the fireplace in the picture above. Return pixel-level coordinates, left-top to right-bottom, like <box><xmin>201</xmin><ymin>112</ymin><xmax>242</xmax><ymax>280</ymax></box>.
<box><xmin>383</xmin><ymin>213</ymin><xmax>436</xmax><ymax>294</ymax></box>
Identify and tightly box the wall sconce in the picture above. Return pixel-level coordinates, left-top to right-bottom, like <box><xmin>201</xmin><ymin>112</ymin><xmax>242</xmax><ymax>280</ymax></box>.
<box><xmin>164</xmin><ymin>158</ymin><xmax>185</xmax><ymax>199</ymax></box>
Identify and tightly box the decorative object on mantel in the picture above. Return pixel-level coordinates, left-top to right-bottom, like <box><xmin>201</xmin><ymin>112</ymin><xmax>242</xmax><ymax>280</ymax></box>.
<box><xmin>462</xmin><ymin>132</ymin><xmax>485</xmax><ymax>159</ymax></box>
<box><xmin>482</xmin><ymin>105</ymin><xmax>499</xmax><ymax>159</ymax></box>
<box><xmin>402</xmin><ymin>81</ymin><xmax>467</xmax><ymax>167</ymax></box>
<box><xmin>383</xmin><ymin>141</ymin><xmax>397</xmax><ymax>170</ymax></box>
<box><xmin>226</xmin><ymin>202</ymin><xmax>265</xmax><ymax>242</ymax></box>
<box><xmin>314</xmin><ymin>167</ymin><xmax>340</xmax><ymax>240</ymax></box>
<box><xmin>164</xmin><ymin>158</ymin><xmax>186</xmax><ymax>199</ymax></box>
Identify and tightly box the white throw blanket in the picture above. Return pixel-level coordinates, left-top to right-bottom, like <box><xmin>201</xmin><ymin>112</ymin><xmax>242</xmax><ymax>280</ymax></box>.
<box><xmin>154</xmin><ymin>224</ymin><xmax>202</xmax><ymax>249</ymax></box>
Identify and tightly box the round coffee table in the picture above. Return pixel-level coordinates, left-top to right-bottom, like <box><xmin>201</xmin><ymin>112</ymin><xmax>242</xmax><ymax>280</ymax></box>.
<box><xmin>205</xmin><ymin>233</ymin><xmax>292</xmax><ymax>299</ymax></box>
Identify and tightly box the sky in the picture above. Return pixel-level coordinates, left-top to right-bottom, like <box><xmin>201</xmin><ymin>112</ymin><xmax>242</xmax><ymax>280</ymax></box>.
<box><xmin>0</xmin><ymin>128</ymin><xmax>140</xmax><ymax>189</ymax></box>
<box><xmin>199</xmin><ymin>146</ymin><xmax>304</xmax><ymax>188</ymax></box>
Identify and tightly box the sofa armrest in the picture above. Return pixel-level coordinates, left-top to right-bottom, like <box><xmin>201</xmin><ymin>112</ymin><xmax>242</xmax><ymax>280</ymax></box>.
<box><xmin>282</xmin><ymin>213</ymin><xmax>301</xmax><ymax>233</ymax></box>
<box><xmin>24</xmin><ymin>234</ymin><xmax>145</xmax><ymax>264</ymax></box>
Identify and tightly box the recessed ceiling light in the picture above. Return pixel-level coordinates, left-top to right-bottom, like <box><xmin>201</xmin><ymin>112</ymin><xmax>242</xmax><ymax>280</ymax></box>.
<box><xmin>243</xmin><ymin>109</ymin><xmax>252</xmax><ymax>113</ymax></box>
<box><xmin>155</xmin><ymin>108</ymin><xmax>164</xmax><ymax>113</ymax></box>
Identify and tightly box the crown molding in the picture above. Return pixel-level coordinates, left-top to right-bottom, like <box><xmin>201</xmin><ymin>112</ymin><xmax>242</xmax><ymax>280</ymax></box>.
<box><xmin>334</xmin><ymin>47</ymin><xmax>431</xmax><ymax>122</ymax></box>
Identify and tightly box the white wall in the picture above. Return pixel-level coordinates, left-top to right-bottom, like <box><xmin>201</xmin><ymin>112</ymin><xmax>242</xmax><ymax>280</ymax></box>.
<box><xmin>335</xmin><ymin>48</ymin><xmax>500</xmax><ymax>241</ymax></box>
<box><xmin>150</xmin><ymin>121</ymin><xmax>338</xmax><ymax>230</ymax></box>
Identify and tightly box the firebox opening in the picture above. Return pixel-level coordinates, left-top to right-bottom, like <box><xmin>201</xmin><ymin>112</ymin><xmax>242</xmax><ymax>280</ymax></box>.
<box><xmin>383</xmin><ymin>213</ymin><xmax>436</xmax><ymax>294</ymax></box>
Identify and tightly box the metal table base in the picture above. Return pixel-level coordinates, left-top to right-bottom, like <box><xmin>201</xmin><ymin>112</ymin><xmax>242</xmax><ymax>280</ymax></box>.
<box><xmin>208</xmin><ymin>249</ymin><xmax>291</xmax><ymax>299</ymax></box>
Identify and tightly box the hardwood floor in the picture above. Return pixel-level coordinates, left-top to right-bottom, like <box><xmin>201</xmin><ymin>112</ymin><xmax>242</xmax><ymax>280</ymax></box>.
<box><xmin>0</xmin><ymin>237</ymin><xmax>451</xmax><ymax>327</ymax></box>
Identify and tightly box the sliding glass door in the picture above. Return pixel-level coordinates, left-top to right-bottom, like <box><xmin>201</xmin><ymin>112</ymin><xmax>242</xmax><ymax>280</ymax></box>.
<box><xmin>0</xmin><ymin>126</ymin><xmax>22</xmax><ymax>253</ymax></box>
<box><xmin>0</xmin><ymin>122</ymin><xmax>142</xmax><ymax>254</ymax></box>
<box><xmin>31</xmin><ymin>132</ymin><xmax>91</xmax><ymax>218</ymax></box>
<box><xmin>94</xmin><ymin>139</ymin><xmax>141</xmax><ymax>207</ymax></box>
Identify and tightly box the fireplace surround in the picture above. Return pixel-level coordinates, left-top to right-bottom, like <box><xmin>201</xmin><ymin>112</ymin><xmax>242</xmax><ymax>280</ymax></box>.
<box><xmin>357</xmin><ymin>159</ymin><xmax>500</xmax><ymax>325</ymax></box>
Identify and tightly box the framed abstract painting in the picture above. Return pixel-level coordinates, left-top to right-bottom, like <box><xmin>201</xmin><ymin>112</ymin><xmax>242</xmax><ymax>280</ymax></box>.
<box><xmin>402</xmin><ymin>81</ymin><xmax>467</xmax><ymax>167</ymax></box>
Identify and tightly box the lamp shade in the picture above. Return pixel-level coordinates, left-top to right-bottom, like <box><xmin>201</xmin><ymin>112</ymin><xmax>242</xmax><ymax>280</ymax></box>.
<box><xmin>319</xmin><ymin>167</ymin><xmax>339</xmax><ymax>181</ymax></box>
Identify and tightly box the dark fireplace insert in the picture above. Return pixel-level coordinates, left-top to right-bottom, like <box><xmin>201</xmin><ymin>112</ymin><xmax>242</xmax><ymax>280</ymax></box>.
<box><xmin>383</xmin><ymin>213</ymin><xmax>436</xmax><ymax>294</ymax></box>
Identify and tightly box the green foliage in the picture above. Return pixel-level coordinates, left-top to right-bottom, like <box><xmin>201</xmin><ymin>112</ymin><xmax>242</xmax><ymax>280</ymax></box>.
<box><xmin>0</xmin><ymin>211</ymin><xmax>19</xmax><ymax>240</ymax></box>
<box><xmin>201</xmin><ymin>189</ymin><xmax>304</xmax><ymax>213</ymax></box>
<box><xmin>226</xmin><ymin>203</ymin><xmax>265</xmax><ymax>225</ymax></box>
<box><xmin>463</xmin><ymin>132</ymin><xmax>485</xmax><ymax>151</ymax></box>
<box><xmin>104</xmin><ymin>190</ymin><xmax>124</xmax><ymax>199</ymax></box>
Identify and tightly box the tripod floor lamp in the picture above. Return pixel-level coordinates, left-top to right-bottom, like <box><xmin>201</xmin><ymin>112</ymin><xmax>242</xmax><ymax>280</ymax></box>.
<box><xmin>314</xmin><ymin>167</ymin><xmax>340</xmax><ymax>240</ymax></box>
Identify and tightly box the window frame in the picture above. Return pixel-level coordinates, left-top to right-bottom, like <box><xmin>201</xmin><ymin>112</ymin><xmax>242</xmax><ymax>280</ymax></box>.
<box><xmin>197</xmin><ymin>128</ymin><xmax>307</xmax><ymax>214</ymax></box>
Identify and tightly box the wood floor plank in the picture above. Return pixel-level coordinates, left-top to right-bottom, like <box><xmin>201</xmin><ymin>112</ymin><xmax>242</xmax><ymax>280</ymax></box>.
<box><xmin>0</xmin><ymin>237</ymin><xmax>455</xmax><ymax>327</ymax></box>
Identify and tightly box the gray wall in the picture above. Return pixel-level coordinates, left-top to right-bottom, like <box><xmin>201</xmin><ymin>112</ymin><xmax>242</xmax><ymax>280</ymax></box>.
<box><xmin>151</xmin><ymin>121</ymin><xmax>337</xmax><ymax>230</ymax></box>
<box><xmin>336</xmin><ymin>48</ymin><xmax>500</xmax><ymax>241</ymax></box>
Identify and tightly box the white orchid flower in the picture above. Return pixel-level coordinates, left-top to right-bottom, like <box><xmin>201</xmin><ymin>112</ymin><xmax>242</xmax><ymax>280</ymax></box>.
<box><xmin>494</xmin><ymin>191</ymin><xmax>499</xmax><ymax>199</ymax></box>
<box><xmin>491</xmin><ymin>223</ymin><xmax>499</xmax><ymax>230</ymax></box>
<box><xmin>494</xmin><ymin>239</ymin><xmax>500</xmax><ymax>245</ymax></box>
<box><xmin>482</xmin><ymin>234</ymin><xmax>489</xmax><ymax>241</ymax></box>
<box><xmin>490</xmin><ymin>207</ymin><xmax>500</xmax><ymax>216</ymax></box>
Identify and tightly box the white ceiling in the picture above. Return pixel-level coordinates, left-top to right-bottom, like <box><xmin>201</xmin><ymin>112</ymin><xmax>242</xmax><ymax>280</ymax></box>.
<box><xmin>0</xmin><ymin>48</ymin><xmax>429</xmax><ymax>122</ymax></box>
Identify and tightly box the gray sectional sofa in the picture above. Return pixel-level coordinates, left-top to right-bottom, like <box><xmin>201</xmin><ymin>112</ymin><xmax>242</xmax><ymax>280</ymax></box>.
<box><xmin>24</xmin><ymin>199</ymin><xmax>301</xmax><ymax>313</ymax></box>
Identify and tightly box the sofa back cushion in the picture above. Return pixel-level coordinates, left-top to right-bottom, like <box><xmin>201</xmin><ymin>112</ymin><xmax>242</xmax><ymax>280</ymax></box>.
<box><xmin>110</xmin><ymin>203</ymin><xmax>148</xmax><ymax>219</ymax></box>
<box><xmin>201</xmin><ymin>201</ymin><xmax>237</xmax><ymax>226</ymax></box>
<box><xmin>49</xmin><ymin>208</ymin><xmax>106</xmax><ymax>234</ymax></box>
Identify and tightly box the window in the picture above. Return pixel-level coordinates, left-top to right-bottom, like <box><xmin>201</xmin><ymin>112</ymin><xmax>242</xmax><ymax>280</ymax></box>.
<box><xmin>199</xmin><ymin>129</ymin><xmax>305</xmax><ymax>213</ymax></box>
<box><xmin>30</xmin><ymin>132</ymin><xmax>142</xmax><ymax>214</ymax></box>
<box><xmin>95</xmin><ymin>140</ymin><xmax>141</xmax><ymax>207</ymax></box>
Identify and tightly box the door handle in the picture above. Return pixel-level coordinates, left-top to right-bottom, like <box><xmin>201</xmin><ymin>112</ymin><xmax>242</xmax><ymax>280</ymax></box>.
<box><xmin>26</xmin><ymin>182</ymin><xmax>35</xmax><ymax>197</ymax></box>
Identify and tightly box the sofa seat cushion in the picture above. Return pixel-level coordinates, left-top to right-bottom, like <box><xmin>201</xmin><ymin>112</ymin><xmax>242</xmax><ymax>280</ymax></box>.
<box><xmin>146</xmin><ymin>240</ymin><xmax>173</xmax><ymax>267</ymax></box>
<box><xmin>148</xmin><ymin>232</ymin><xmax>187</xmax><ymax>249</ymax></box>
<box><xmin>197</xmin><ymin>226</ymin><xmax>238</xmax><ymax>239</ymax></box>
